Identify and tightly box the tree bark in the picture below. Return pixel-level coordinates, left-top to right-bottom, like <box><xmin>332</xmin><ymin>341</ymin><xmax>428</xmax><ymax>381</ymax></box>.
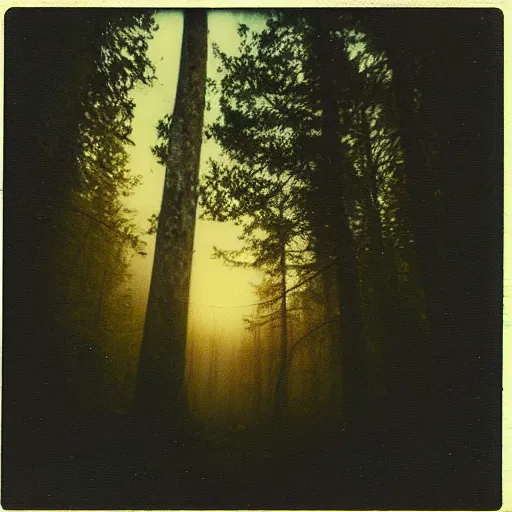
<box><xmin>134</xmin><ymin>9</ymin><xmax>207</xmax><ymax>422</ymax></box>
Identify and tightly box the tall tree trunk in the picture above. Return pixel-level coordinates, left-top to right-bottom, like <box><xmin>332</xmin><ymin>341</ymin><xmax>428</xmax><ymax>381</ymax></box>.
<box><xmin>134</xmin><ymin>9</ymin><xmax>207</xmax><ymax>423</ymax></box>
<box><xmin>359</xmin><ymin>108</ymin><xmax>385</xmax><ymax>258</ymax></box>
<box><xmin>379</xmin><ymin>36</ymin><xmax>449</xmax><ymax>427</ymax></box>
<box><xmin>359</xmin><ymin>106</ymin><xmax>392</xmax><ymax>401</ymax></box>
<box><xmin>274</xmin><ymin>230</ymin><xmax>288</xmax><ymax>418</ymax></box>
<box><xmin>364</xmin><ymin>13</ymin><xmax>502</xmax><ymax>504</ymax></box>
<box><xmin>310</xmin><ymin>15</ymin><xmax>368</xmax><ymax>425</ymax></box>
<box><xmin>253</xmin><ymin>326</ymin><xmax>263</xmax><ymax>417</ymax></box>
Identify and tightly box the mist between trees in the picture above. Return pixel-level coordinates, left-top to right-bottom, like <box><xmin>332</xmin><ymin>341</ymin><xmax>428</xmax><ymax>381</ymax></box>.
<box><xmin>3</xmin><ymin>7</ymin><xmax>502</xmax><ymax>510</ymax></box>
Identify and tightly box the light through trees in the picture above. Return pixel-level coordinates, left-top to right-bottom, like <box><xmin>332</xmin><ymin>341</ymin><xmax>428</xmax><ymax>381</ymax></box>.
<box><xmin>4</xmin><ymin>8</ymin><xmax>501</xmax><ymax>510</ymax></box>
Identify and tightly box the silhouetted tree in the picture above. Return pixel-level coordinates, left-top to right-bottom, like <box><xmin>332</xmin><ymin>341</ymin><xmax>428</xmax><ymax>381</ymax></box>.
<box><xmin>4</xmin><ymin>6</ymin><xmax>155</xmax><ymax>420</ymax></box>
<box><xmin>4</xmin><ymin>8</ymin><xmax>157</xmax><ymax>507</ymax></box>
<box><xmin>134</xmin><ymin>9</ymin><xmax>208</xmax><ymax>423</ymax></box>
<box><xmin>356</xmin><ymin>10</ymin><xmax>502</xmax><ymax>506</ymax></box>
<box><xmin>203</xmin><ymin>11</ymin><xmax>373</xmax><ymax>423</ymax></box>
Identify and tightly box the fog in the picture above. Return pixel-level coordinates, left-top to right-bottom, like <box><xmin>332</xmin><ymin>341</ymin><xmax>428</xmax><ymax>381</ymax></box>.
<box><xmin>123</xmin><ymin>10</ymin><xmax>268</xmax><ymax>423</ymax></box>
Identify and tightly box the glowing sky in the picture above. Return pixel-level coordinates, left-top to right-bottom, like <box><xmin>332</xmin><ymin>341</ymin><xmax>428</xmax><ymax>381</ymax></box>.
<box><xmin>124</xmin><ymin>9</ymin><xmax>267</xmax><ymax>333</ymax></box>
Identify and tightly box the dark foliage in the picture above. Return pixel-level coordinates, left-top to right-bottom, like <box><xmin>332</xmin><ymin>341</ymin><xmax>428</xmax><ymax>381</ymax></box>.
<box><xmin>3</xmin><ymin>8</ymin><xmax>502</xmax><ymax>510</ymax></box>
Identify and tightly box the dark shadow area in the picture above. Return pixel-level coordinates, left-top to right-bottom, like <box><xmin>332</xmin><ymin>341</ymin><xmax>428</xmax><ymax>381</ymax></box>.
<box><xmin>3</xmin><ymin>7</ymin><xmax>502</xmax><ymax>510</ymax></box>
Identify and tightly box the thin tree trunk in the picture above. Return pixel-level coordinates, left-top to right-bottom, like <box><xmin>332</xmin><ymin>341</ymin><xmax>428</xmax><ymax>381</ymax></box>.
<box><xmin>253</xmin><ymin>326</ymin><xmax>263</xmax><ymax>417</ymax></box>
<box><xmin>134</xmin><ymin>9</ymin><xmax>207</xmax><ymax>423</ymax></box>
<box><xmin>274</xmin><ymin>232</ymin><xmax>288</xmax><ymax>418</ymax></box>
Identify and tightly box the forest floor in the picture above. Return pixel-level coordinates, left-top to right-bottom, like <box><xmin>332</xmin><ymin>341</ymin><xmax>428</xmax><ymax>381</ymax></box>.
<box><xmin>4</xmin><ymin>409</ymin><xmax>487</xmax><ymax>510</ymax></box>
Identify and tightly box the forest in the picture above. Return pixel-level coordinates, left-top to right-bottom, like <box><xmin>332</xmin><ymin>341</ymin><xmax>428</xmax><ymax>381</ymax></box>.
<box><xmin>3</xmin><ymin>7</ymin><xmax>503</xmax><ymax>510</ymax></box>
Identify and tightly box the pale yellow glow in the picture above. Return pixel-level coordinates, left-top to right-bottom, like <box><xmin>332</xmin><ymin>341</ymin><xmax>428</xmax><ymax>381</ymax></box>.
<box><xmin>123</xmin><ymin>10</ymin><xmax>267</xmax><ymax>343</ymax></box>
<box><xmin>188</xmin><ymin>220</ymin><xmax>263</xmax><ymax>339</ymax></box>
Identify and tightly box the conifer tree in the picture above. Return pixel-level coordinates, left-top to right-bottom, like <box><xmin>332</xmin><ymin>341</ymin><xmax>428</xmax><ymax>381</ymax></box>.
<box><xmin>134</xmin><ymin>10</ymin><xmax>208</xmax><ymax>423</ymax></box>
